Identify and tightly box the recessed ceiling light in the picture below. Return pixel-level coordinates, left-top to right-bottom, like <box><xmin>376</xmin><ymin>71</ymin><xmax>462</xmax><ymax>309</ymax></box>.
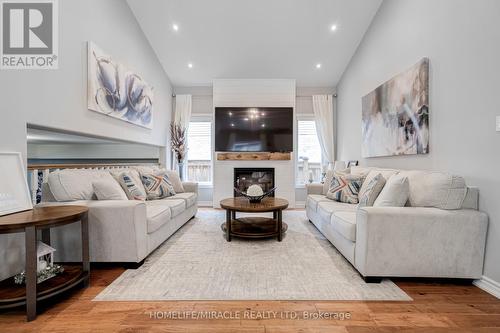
<box><xmin>261</xmin><ymin>124</ymin><xmax>265</xmax><ymax>128</ymax></box>
<box><xmin>187</xmin><ymin>63</ymin><xmax>193</xmax><ymax>68</ymax></box>
<box><xmin>230</xmin><ymin>123</ymin><xmax>235</xmax><ymax>127</ymax></box>
<box><xmin>316</xmin><ymin>63</ymin><xmax>322</xmax><ymax>69</ymax></box>
<box><xmin>172</xmin><ymin>23</ymin><xmax>179</xmax><ymax>31</ymax></box>
<box><xmin>330</xmin><ymin>24</ymin><xmax>337</xmax><ymax>32</ymax></box>
<box><xmin>228</xmin><ymin>112</ymin><xmax>232</xmax><ymax>116</ymax></box>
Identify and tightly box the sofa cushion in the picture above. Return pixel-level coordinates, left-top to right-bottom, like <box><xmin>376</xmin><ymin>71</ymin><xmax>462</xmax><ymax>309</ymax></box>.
<box><xmin>145</xmin><ymin>201</ymin><xmax>172</xmax><ymax>233</ymax></box>
<box><xmin>160</xmin><ymin>199</ymin><xmax>185</xmax><ymax>217</ymax></box>
<box><xmin>165</xmin><ymin>192</ymin><xmax>197</xmax><ymax>208</ymax></box>
<box><xmin>326</xmin><ymin>173</ymin><xmax>364</xmax><ymax>204</ymax></box>
<box><xmin>399</xmin><ymin>170</ymin><xmax>467</xmax><ymax>210</ymax></box>
<box><xmin>331</xmin><ymin>211</ymin><xmax>357</xmax><ymax>242</ymax></box>
<box><xmin>373</xmin><ymin>174</ymin><xmax>410</xmax><ymax>207</ymax></box>
<box><xmin>317</xmin><ymin>201</ymin><xmax>358</xmax><ymax>221</ymax></box>
<box><xmin>306</xmin><ymin>194</ymin><xmax>331</xmax><ymax>212</ymax></box>
<box><xmin>48</xmin><ymin>169</ymin><xmax>114</xmax><ymax>201</ymax></box>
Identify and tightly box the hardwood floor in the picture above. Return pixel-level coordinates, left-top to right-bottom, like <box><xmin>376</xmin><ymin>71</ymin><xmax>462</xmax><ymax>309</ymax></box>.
<box><xmin>1</xmin><ymin>264</ymin><xmax>500</xmax><ymax>332</ymax></box>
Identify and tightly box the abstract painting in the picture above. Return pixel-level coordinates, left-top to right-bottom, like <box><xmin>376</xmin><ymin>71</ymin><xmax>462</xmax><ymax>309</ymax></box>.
<box><xmin>88</xmin><ymin>41</ymin><xmax>153</xmax><ymax>129</ymax></box>
<box><xmin>361</xmin><ymin>58</ymin><xmax>429</xmax><ymax>158</ymax></box>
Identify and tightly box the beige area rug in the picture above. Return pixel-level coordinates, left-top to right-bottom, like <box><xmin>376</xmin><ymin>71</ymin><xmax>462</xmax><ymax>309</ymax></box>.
<box><xmin>94</xmin><ymin>209</ymin><xmax>411</xmax><ymax>301</ymax></box>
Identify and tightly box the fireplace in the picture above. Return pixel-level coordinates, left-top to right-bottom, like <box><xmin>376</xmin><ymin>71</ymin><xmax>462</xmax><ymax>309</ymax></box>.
<box><xmin>234</xmin><ymin>168</ymin><xmax>275</xmax><ymax>197</ymax></box>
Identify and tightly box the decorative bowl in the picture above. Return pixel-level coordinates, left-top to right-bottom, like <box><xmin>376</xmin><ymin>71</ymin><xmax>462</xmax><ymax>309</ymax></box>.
<box><xmin>234</xmin><ymin>186</ymin><xmax>277</xmax><ymax>203</ymax></box>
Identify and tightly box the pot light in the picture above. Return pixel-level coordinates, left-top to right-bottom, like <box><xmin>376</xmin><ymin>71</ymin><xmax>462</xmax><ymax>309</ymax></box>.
<box><xmin>330</xmin><ymin>24</ymin><xmax>337</xmax><ymax>32</ymax></box>
<box><xmin>316</xmin><ymin>63</ymin><xmax>322</xmax><ymax>69</ymax></box>
<box><xmin>187</xmin><ymin>63</ymin><xmax>193</xmax><ymax>69</ymax></box>
<box><xmin>261</xmin><ymin>124</ymin><xmax>265</xmax><ymax>128</ymax></box>
<box><xmin>172</xmin><ymin>23</ymin><xmax>179</xmax><ymax>31</ymax></box>
<box><xmin>230</xmin><ymin>123</ymin><xmax>235</xmax><ymax>127</ymax></box>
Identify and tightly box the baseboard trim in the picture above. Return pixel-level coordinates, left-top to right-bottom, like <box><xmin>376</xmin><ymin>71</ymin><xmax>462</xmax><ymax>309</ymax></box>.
<box><xmin>473</xmin><ymin>276</ymin><xmax>500</xmax><ymax>299</ymax></box>
<box><xmin>295</xmin><ymin>201</ymin><xmax>305</xmax><ymax>209</ymax></box>
<box><xmin>197</xmin><ymin>201</ymin><xmax>213</xmax><ymax>207</ymax></box>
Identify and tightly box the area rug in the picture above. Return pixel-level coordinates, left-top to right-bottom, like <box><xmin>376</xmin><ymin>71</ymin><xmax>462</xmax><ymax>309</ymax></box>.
<box><xmin>94</xmin><ymin>209</ymin><xmax>411</xmax><ymax>301</ymax></box>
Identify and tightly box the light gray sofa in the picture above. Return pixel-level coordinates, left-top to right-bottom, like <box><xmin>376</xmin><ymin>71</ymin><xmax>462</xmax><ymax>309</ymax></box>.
<box><xmin>40</xmin><ymin>167</ymin><xmax>198</xmax><ymax>267</ymax></box>
<box><xmin>306</xmin><ymin>166</ymin><xmax>488</xmax><ymax>282</ymax></box>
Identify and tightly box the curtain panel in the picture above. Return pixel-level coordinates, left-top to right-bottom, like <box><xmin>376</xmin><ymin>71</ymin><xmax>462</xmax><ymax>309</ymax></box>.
<box><xmin>312</xmin><ymin>94</ymin><xmax>335</xmax><ymax>165</ymax></box>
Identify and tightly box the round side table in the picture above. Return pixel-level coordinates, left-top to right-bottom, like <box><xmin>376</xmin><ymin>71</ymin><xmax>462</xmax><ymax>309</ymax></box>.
<box><xmin>0</xmin><ymin>205</ymin><xmax>89</xmax><ymax>321</ymax></box>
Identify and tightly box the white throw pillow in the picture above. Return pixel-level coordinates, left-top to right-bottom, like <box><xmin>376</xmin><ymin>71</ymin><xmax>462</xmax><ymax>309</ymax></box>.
<box><xmin>93</xmin><ymin>178</ymin><xmax>128</xmax><ymax>200</ymax></box>
<box><xmin>373</xmin><ymin>174</ymin><xmax>409</xmax><ymax>207</ymax></box>
<box><xmin>164</xmin><ymin>169</ymin><xmax>185</xmax><ymax>193</ymax></box>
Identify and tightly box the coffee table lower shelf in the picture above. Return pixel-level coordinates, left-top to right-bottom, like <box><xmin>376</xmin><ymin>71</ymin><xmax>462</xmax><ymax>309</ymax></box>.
<box><xmin>221</xmin><ymin>217</ymin><xmax>288</xmax><ymax>239</ymax></box>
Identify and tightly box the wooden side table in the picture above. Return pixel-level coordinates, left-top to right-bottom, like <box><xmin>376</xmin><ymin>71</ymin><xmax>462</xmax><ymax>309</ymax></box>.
<box><xmin>0</xmin><ymin>205</ymin><xmax>89</xmax><ymax>321</ymax></box>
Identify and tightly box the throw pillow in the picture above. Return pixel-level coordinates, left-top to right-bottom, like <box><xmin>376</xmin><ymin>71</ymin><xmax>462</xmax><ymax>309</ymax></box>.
<box><xmin>164</xmin><ymin>169</ymin><xmax>185</xmax><ymax>193</ymax></box>
<box><xmin>358</xmin><ymin>173</ymin><xmax>386</xmax><ymax>207</ymax></box>
<box><xmin>93</xmin><ymin>178</ymin><xmax>128</xmax><ymax>200</ymax></box>
<box><xmin>116</xmin><ymin>171</ymin><xmax>147</xmax><ymax>200</ymax></box>
<box><xmin>373</xmin><ymin>174</ymin><xmax>409</xmax><ymax>207</ymax></box>
<box><xmin>326</xmin><ymin>172</ymin><xmax>364</xmax><ymax>204</ymax></box>
<box><xmin>141</xmin><ymin>172</ymin><xmax>176</xmax><ymax>200</ymax></box>
<box><xmin>322</xmin><ymin>167</ymin><xmax>351</xmax><ymax>195</ymax></box>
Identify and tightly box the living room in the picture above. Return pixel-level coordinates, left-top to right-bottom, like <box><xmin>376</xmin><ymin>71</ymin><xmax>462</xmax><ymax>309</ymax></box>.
<box><xmin>1</xmin><ymin>0</ymin><xmax>499</xmax><ymax>331</ymax></box>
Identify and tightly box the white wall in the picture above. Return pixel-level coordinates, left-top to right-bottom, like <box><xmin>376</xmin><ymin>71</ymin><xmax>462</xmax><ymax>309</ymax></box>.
<box><xmin>336</xmin><ymin>0</ymin><xmax>500</xmax><ymax>285</ymax></box>
<box><xmin>0</xmin><ymin>0</ymin><xmax>173</xmax><ymax>280</ymax></box>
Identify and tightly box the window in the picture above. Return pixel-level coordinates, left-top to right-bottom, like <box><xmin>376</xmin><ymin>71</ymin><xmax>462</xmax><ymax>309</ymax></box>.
<box><xmin>187</xmin><ymin>121</ymin><xmax>212</xmax><ymax>184</ymax></box>
<box><xmin>297</xmin><ymin>119</ymin><xmax>323</xmax><ymax>184</ymax></box>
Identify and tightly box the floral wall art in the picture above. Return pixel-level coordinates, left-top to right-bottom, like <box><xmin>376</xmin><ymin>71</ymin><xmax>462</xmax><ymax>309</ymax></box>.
<box><xmin>361</xmin><ymin>58</ymin><xmax>429</xmax><ymax>158</ymax></box>
<box><xmin>87</xmin><ymin>42</ymin><xmax>154</xmax><ymax>129</ymax></box>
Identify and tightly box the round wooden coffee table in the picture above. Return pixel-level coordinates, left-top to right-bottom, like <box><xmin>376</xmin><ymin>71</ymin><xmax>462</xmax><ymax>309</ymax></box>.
<box><xmin>220</xmin><ymin>197</ymin><xmax>289</xmax><ymax>242</ymax></box>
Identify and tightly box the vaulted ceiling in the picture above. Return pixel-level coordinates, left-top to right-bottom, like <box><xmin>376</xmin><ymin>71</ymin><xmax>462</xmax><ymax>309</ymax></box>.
<box><xmin>127</xmin><ymin>0</ymin><xmax>382</xmax><ymax>87</ymax></box>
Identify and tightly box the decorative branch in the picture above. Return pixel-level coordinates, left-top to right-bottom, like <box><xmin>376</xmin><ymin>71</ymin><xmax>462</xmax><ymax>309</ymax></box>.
<box><xmin>170</xmin><ymin>122</ymin><xmax>187</xmax><ymax>163</ymax></box>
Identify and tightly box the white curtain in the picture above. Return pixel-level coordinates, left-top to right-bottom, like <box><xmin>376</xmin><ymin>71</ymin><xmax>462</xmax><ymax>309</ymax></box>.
<box><xmin>312</xmin><ymin>95</ymin><xmax>335</xmax><ymax>165</ymax></box>
<box><xmin>174</xmin><ymin>94</ymin><xmax>192</xmax><ymax>129</ymax></box>
<box><xmin>173</xmin><ymin>95</ymin><xmax>192</xmax><ymax>170</ymax></box>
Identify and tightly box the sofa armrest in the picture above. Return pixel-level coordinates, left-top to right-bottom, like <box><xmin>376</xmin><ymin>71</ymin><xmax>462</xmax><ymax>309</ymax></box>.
<box><xmin>306</xmin><ymin>183</ymin><xmax>324</xmax><ymax>195</ymax></box>
<box><xmin>49</xmin><ymin>200</ymin><xmax>148</xmax><ymax>263</ymax></box>
<box><xmin>182</xmin><ymin>181</ymin><xmax>198</xmax><ymax>194</ymax></box>
<box><xmin>355</xmin><ymin>207</ymin><xmax>488</xmax><ymax>278</ymax></box>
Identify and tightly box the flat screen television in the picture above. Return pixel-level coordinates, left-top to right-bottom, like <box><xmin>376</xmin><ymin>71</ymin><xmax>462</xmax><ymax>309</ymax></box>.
<box><xmin>215</xmin><ymin>107</ymin><xmax>293</xmax><ymax>152</ymax></box>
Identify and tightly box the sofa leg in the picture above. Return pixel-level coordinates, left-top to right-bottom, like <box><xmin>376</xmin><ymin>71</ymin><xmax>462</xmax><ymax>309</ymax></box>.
<box><xmin>124</xmin><ymin>260</ymin><xmax>145</xmax><ymax>269</ymax></box>
<box><xmin>363</xmin><ymin>276</ymin><xmax>382</xmax><ymax>283</ymax></box>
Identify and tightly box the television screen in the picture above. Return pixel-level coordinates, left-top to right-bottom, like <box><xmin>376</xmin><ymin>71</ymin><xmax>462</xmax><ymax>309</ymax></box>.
<box><xmin>215</xmin><ymin>107</ymin><xmax>293</xmax><ymax>152</ymax></box>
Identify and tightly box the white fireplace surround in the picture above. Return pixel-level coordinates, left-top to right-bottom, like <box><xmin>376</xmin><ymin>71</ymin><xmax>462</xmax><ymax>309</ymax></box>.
<box><xmin>212</xmin><ymin>79</ymin><xmax>296</xmax><ymax>208</ymax></box>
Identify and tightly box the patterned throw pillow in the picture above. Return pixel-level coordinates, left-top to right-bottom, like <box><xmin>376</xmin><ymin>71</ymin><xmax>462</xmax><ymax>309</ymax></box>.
<box><xmin>358</xmin><ymin>173</ymin><xmax>386</xmax><ymax>207</ymax></box>
<box><xmin>116</xmin><ymin>171</ymin><xmax>147</xmax><ymax>201</ymax></box>
<box><xmin>326</xmin><ymin>172</ymin><xmax>364</xmax><ymax>204</ymax></box>
<box><xmin>141</xmin><ymin>172</ymin><xmax>176</xmax><ymax>200</ymax></box>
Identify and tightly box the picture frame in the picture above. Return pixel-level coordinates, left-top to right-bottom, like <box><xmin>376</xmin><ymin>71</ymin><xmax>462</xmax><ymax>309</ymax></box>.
<box><xmin>0</xmin><ymin>152</ymin><xmax>33</xmax><ymax>216</ymax></box>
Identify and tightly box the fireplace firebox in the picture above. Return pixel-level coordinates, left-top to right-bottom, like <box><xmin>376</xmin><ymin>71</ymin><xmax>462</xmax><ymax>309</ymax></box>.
<box><xmin>234</xmin><ymin>168</ymin><xmax>275</xmax><ymax>197</ymax></box>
